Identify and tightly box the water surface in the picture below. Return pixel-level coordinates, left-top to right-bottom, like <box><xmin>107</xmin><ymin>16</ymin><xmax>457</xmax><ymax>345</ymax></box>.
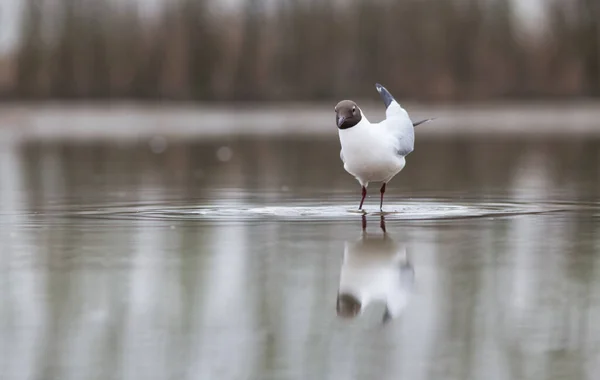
<box><xmin>1</xmin><ymin>133</ymin><xmax>600</xmax><ymax>380</ymax></box>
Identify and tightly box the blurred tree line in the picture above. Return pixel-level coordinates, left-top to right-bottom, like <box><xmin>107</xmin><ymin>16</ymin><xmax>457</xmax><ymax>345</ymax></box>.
<box><xmin>7</xmin><ymin>0</ymin><xmax>600</xmax><ymax>102</ymax></box>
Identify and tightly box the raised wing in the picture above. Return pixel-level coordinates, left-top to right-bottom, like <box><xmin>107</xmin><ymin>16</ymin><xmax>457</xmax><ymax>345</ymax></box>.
<box><xmin>375</xmin><ymin>83</ymin><xmax>395</xmax><ymax>109</ymax></box>
<box><xmin>376</xmin><ymin>83</ymin><xmax>436</xmax><ymax>127</ymax></box>
<box><xmin>378</xmin><ymin>113</ymin><xmax>415</xmax><ymax>157</ymax></box>
<box><xmin>375</xmin><ymin>83</ymin><xmax>409</xmax><ymax>120</ymax></box>
<box><xmin>375</xmin><ymin>83</ymin><xmax>437</xmax><ymax>156</ymax></box>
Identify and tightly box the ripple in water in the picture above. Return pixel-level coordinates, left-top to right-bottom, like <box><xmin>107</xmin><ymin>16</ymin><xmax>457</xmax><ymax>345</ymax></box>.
<box><xmin>68</xmin><ymin>199</ymin><xmax>566</xmax><ymax>222</ymax></box>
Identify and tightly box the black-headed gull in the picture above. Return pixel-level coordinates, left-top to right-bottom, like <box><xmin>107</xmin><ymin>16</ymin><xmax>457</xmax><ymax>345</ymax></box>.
<box><xmin>336</xmin><ymin>216</ymin><xmax>414</xmax><ymax>323</ymax></box>
<box><xmin>336</xmin><ymin>83</ymin><xmax>434</xmax><ymax>211</ymax></box>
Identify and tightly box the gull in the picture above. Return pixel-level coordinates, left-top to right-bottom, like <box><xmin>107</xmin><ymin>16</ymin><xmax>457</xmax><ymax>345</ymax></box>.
<box><xmin>336</xmin><ymin>83</ymin><xmax>434</xmax><ymax>211</ymax></box>
<box><xmin>336</xmin><ymin>216</ymin><xmax>415</xmax><ymax>323</ymax></box>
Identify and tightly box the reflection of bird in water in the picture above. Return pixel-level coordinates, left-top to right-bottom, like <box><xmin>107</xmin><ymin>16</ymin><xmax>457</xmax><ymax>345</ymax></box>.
<box><xmin>336</xmin><ymin>215</ymin><xmax>414</xmax><ymax>323</ymax></box>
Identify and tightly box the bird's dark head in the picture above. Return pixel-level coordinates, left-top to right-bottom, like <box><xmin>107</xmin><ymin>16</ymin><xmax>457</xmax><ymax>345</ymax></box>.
<box><xmin>335</xmin><ymin>100</ymin><xmax>362</xmax><ymax>130</ymax></box>
<box><xmin>336</xmin><ymin>292</ymin><xmax>362</xmax><ymax>318</ymax></box>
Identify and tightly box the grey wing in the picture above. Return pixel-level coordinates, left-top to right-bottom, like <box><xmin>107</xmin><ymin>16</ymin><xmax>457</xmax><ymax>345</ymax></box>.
<box><xmin>412</xmin><ymin>118</ymin><xmax>436</xmax><ymax>127</ymax></box>
<box><xmin>379</xmin><ymin>116</ymin><xmax>415</xmax><ymax>157</ymax></box>
<box><xmin>396</xmin><ymin>137</ymin><xmax>414</xmax><ymax>157</ymax></box>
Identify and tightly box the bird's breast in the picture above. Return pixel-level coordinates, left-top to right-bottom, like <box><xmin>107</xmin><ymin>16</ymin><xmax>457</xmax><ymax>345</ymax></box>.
<box><xmin>339</xmin><ymin>127</ymin><xmax>405</xmax><ymax>182</ymax></box>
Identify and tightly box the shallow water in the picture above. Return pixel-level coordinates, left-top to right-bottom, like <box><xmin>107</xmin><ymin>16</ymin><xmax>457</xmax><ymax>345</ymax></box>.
<box><xmin>1</xmin><ymin>134</ymin><xmax>600</xmax><ymax>380</ymax></box>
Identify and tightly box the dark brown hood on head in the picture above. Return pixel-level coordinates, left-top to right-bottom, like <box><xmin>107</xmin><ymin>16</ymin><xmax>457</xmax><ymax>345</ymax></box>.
<box><xmin>335</xmin><ymin>100</ymin><xmax>362</xmax><ymax>130</ymax></box>
<box><xmin>336</xmin><ymin>293</ymin><xmax>362</xmax><ymax>318</ymax></box>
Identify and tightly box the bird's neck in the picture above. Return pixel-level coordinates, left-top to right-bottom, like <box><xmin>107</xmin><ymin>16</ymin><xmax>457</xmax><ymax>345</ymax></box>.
<box><xmin>358</xmin><ymin>113</ymin><xmax>370</xmax><ymax>125</ymax></box>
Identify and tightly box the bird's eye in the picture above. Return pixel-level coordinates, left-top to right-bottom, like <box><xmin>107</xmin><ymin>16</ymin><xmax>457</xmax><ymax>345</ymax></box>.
<box><xmin>352</xmin><ymin>107</ymin><xmax>356</xmax><ymax>113</ymax></box>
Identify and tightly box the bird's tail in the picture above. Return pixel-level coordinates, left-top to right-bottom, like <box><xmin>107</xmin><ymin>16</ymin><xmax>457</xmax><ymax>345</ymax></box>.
<box><xmin>375</xmin><ymin>83</ymin><xmax>395</xmax><ymax>109</ymax></box>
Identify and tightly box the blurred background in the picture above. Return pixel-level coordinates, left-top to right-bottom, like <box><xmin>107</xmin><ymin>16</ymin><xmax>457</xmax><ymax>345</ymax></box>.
<box><xmin>2</xmin><ymin>1</ymin><xmax>600</xmax><ymax>380</ymax></box>
<box><xmin>0</xmin><ymin>0</ymin><xmax>598</xmax><ymax>102</ymax></box>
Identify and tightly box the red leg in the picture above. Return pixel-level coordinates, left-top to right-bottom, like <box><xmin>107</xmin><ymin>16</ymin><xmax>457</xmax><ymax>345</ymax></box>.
<box><xmin>358</xmin><ymin>186</ymin><xmax>367</xmax><ymax>210</ymax></box>
<box><xmin>379</xmin><ymin>183</ymin><xmax>386</xmax><ymax>211</ymax></box>
<box><xmin>361</xmin><ymin>214</ymin><xmax>367</xmax><ymax>231</ymax></box>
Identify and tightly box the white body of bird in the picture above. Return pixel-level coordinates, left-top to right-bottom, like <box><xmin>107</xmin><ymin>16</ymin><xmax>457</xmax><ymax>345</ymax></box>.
<box><xmin>338</xmin><ymin>104</ymin><xmax>413</xmax><ymax>187</ymax></box>
<box><xmin>335</xmin><ymin>83</ymin><xmax>433</xmax><ymax>210</ymax></box>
